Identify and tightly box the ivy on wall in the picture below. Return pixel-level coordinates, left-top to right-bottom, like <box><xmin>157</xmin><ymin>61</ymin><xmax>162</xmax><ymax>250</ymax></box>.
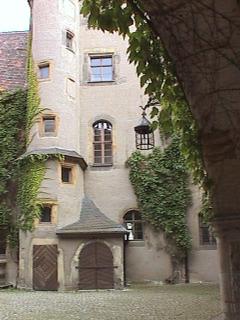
<box><xmin>81</xmin><ymin>0</ymin><xmax>212</xmax><ymax>222</ymax></box>
<box><xmin>81</xmin><ymin>2</ymin><xmax>209</xmax><ymax>181</ymax></box>
<box><xmin>0</xmin><ymin>89</ymin><xmax>27</xmax><ymax>243</ymax></box>
<box><xmin>127</xmin><ymin>136</ymin><xmax>191</xmax><ymax>257</ymax></box>
<box><xmin>17</xmin><ymin>153</ymin><xmax>64</xmax><ymax>231</ymax></box>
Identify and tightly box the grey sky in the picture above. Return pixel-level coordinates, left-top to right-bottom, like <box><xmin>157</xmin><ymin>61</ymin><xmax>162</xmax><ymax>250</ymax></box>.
<box><xmin>0</xmin><ymin>0</ymin><xmax>30</xmax><ymax>32</ymax></box>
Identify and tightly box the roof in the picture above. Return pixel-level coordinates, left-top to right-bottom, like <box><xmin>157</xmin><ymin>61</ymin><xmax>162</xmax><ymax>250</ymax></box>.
<box><xmin>0</xmin><ymin>31</ymin><xmax>29</xmax><ymax>91</ymax></box>
<box><xmin>19</xmin><ymin>147</ymin><xmax>88</xmax><ymax>170</ymax></box>
<box><xmin>56</xmin><ymin>196</ymin><xmax>127</xmax><ymax>237</ymax></box>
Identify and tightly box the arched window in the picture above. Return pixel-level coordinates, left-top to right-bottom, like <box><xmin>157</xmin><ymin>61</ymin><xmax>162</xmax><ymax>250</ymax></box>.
<box><xmin>123</xmin><ymin>210</ymin><xmax>143</xmax><ymax>240</ymax></box>
<box><xmin>199</xmin><ymin>215</ymin><xmax>216</xmax><ymax>246</ymax></box>
<box><xmin>93</xmin><ymin>120</ymin><xmax>112</xmax><ymax>165</ymax></box>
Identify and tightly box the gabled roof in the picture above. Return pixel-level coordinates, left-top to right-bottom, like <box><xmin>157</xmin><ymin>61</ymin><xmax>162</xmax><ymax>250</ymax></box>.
<box><xmin>18</xmin><ymin>147</ymin><xmax>88</xmax><ymax>170</ymax></box>
<box><xmin>56</xmin><ymin>196</ymin><xmax>127</xmax><ymax>237</ymax></box>
<box><xmin>0</xmin><ymin>31</ymin><xmax>28</xmax><ymax>91</ymax></box>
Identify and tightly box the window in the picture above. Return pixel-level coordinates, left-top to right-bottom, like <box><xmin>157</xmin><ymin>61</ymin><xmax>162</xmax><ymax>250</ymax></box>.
<box><xmin>123</xmin><ymin>210</ymin><xmax>143</xmax><ymax>240</ymax></box>
<box><xmin>90</xmin><ymin>56</ymin><xmax>113</xmax><ymax>82</ymax></box>
<box><xmin>0</xmin><ymin>226</ymin><xmax>7</xmax><ymax>255</ymax></box>
<box><xmin>66</xmin><ymin>78</ymin><xmax>76</xmax><ymax>98</ymax></box>
<box><xmin>40</xmin><ymin>206</ymin><xmax>52</xmax><ymax>223</ymax></box>
<box><xmin>93</xmin><ymin>121</ymin><xmax>112</xmax><ymax>165</ymax></box>
<box><xmin>66</xmin><ymin>30</ymin><xmax>74</xmax><ymax>51</ymax></box>
<box><xmin>42</xmin><ymin>115</ymin><xmax>56</xmax><ymax>135</ymax></box>
<box><xmin>38</xmin><ymin>62</ymin><xmax>50</xmax><ymax>80</ymax></box>
<box><xmin>61</xmin><ymin>166</ymin><xmax>73</xmax><ymax>183</ymax></box>
<box><xmin>199</xmin><ymin>216</ymin><xmax>216</xmax><ymax>246</ymax></box>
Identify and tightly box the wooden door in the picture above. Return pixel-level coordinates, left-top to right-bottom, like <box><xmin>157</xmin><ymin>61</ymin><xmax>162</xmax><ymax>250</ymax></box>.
<box><xmin>33</xmin><ymin>245</ymin><xmax>58</xmax><ymax>291</ymax></box>
<box><xmin>78</xmin><ymin>242</ymin><xmax>114</xmax><ymax>290</ymax></box>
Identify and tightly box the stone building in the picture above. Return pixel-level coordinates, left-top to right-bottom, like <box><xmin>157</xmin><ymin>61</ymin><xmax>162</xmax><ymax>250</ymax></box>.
<box><xmin>0</xmin><ymin>0</ymin><xmax>219</xmax><ymax>290</ymax></box>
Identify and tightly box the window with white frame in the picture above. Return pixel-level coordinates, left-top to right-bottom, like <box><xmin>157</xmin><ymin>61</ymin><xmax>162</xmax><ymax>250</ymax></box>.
<box><xmin>89</xmin><ymin>55</ymin><xmax>113</xmax><ymax>82</ymax></box>
<box><xmin>93</xmin><ymin>120</ymin><xmax>113</xmax><ymax>165</ymax></box>
<box><xmin>123</xmin><ymin>210</ymin><xmax>143</xmax><ymax>240</ymax></box>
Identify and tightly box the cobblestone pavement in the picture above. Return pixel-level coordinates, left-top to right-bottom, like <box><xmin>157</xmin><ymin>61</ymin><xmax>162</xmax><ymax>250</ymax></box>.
<box><xmin>0</xmin><ymin>284</ymin><xmax>221</xmax><ymax>320</ymax></box>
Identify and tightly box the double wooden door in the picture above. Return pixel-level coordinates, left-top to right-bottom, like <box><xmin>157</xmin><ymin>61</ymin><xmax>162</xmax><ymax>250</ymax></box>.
<box><xmin>78</xmin><ymin>242</ymin><xmax>114</xmax><ymax>289</ymax></box>
<box><xmin>33</xmin><ymin>245</ymin><xmax>58</xmax><ymax>291</ymax></box>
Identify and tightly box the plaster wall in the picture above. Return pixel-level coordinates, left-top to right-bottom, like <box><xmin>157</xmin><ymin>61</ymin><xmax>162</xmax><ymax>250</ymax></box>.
<box><xmin>18</xmin><ymin>158</ymin><xmax>84</xmax><ymax>289</ymax></box>
<box><xmin>126</xmin><ymin>225</ymin><xmax>172</xmax><ymax>282</ymax></box>
<box><xmin>187</xmin><ymin>183</ymin><xmax>219</xmax><ymax>282</ymax></box>
<box><xmin>30</xmin><ymin>0</ymin><xmax>81</xmax><ymax>152</ymax></box>
<box><xmin>59</xmin><ymin>237</ymin><xmax>124</xmax><ymax>290</ymax></box>
<box><xmin>21</xmin><ymin>0</ymin><xmax>220</xmax><ymax>287</ymax></box>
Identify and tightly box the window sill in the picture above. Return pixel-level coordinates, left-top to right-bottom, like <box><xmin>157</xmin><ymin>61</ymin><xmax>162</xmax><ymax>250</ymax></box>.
<box><xmin>39</xmin><ymin>134</ymin><xmax>57</xmax><ymax>138</ymax></box>
<box><xmin>38</xmin><ymin>78</ymin><xmax>51</xmax><ymax>82</ymax></box>
<box><xmin>90</xmin><ymin>164</ymin><xmax>113</xmax><ymax>171</ymax></box>
<box><xmin>86</xmin><ymin>80</ymin><xmax>115</xmax><ymax>86</ymax></box>
<box><xmin>126</xmin><ymin>240</ymin><xmax>145</xmax><ymax>247</ymax></box>
<box><xmin>66</xmin><ymin>47</ymin><xmax>75</xmax><ymax>54</ymax></box>
<box><xmin>198</xmin><ymin>245</ymin><xmax>217</xmax><ymax>250</ymax></box>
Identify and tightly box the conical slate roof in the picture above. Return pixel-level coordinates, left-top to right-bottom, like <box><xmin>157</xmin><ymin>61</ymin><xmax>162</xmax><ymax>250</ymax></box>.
<box><xmin>56</xmin><ymin>196</ymin><xmax>127</xmax><ymax>236</ymax></box>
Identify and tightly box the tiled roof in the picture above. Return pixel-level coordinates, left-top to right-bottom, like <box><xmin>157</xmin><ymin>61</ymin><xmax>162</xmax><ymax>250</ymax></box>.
<box><xmin>18</xmin><ymin>147</ymin><xmax>88</xmax><ymax>170</ymax></box>
<box><xmin>0</xmin><ymin>31</ymin><xmax>28</xmax><ymax>91</ymax></box>
<box><xmin>56</xmin><ymin>196</ymin><xmax>127</xmax><ymax>236</ymax></box>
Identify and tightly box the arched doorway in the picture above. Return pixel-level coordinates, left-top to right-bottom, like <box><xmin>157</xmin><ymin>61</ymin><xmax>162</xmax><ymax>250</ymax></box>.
<box><xmin>78</xmin><ymin>241</ymin><xmax>114</xmax><ymax>289</ymax></box>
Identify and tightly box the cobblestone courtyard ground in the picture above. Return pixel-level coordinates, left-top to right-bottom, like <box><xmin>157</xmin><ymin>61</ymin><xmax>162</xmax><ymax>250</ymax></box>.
<box><xmin>0</xmin><ymin>284</ymin><xmax>221</xmax><ymax>320</ymax></box>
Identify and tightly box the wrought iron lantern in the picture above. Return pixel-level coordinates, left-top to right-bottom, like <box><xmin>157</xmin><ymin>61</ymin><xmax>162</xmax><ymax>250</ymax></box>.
<box><xmin>134</xmin><ymin>105</ymin><xmax>154</xmax><ymax>150</ymax></box>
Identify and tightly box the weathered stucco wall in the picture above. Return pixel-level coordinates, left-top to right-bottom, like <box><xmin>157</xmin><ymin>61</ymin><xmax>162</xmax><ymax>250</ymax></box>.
<box><xmin>19</xmin><ymin>0</ymin><xmax>220</xmax><ymax>289</ymax></box>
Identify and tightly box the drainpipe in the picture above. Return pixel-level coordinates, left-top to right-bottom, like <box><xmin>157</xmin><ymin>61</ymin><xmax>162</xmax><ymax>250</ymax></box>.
<box><xmin>123</xmin><ymin>234</ymin><xmax>127</xmax><ymax>287</ymax></box>
<box><xmin>184</xmin><ymin>250</ymin><xmax>189</xmax><ymax>283</ymax></box>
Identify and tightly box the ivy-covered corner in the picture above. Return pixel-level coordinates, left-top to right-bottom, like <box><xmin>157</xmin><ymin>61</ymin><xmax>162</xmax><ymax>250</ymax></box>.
<box><xmin>127</xmin><ymin>136</ymin><xmax>192</xmax><ymax>277</ymax></box>
<box><xmin>0</xmin><ymin>39</ymin><xmax>47</xmax><ymax>247</ymax></box>
<box><xmin>0</xmin><ymin>89</ymin><xmax>27</xmax><ymax>246</ymax></box>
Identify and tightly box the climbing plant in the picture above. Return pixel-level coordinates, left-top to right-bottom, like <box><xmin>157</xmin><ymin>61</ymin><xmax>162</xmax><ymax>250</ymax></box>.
<box><xmin>0</xmin><ymin>89</ymin><xmax>27</xmax><ymax>244</ymax></box>
<box><xmin>17</xmin><ymin>43</ymin><xmax>65</xmax><ymax>231</ymax></box>
<box><xmin>81</xmin><ymin>0</ymin><xmax>212</xmax><ymax>223</ymax></box>
<box><xmin>81</xmin><ymin>0</ymin><xmax>207</xmax><ymax>188</ymax></box>
<box><xmin>127</xmin><ymin>136</ymin><xmax>191</xmax><ymax>256</ymax></box>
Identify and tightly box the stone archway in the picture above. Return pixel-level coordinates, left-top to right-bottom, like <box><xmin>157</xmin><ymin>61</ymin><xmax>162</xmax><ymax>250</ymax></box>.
<box><xmin>78</xmin><ymin>241</ymin><xmax>114</xmax><ymax>290</ymax></box>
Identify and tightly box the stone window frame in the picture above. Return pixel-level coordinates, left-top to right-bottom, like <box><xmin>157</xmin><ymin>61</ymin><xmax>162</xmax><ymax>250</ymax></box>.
<box><xmin>92</xmin><ymin>120</ymin><xmax>113</xmax><ymax>166</ymax></box>
<box><xmin>36</xmin><ymin>201</ymin><xmax>58</xmax><ymax>226</ymax></box>
<box><xmin>89</xmin><ymin>54</ymin><xmax>114</xmax><ymax>83</ymax></box>
<box><xmin>83</xmin><ymin>49</ymin><xmax>120</xmax><ymax>86</ymax></box>
<box><xmin>65</xmin><ymin>29</ymin><xmax>75</xmax><ymax>53</ymax></box>
<box><xmin>59</xmin><ymin>162</ymin><xmax>76</xmax><ymax>185</ymax></box>
<box><xmin>123</xmin><ymin>210</ymin><xmax>144</xmax><ymax>241</ymax></box>
<box><xmin>66</xmin><ymin>77</ymin><xmax>76</xmax><ymax>99</ymax></box>
<box><xmin>37</xmin><ymin>61</ymin><xmax>52</xmax><ymax>81</ymax></box>
<box><xmin>39</xmin><ymin>112</ymin><xmax>59</xmax><ymax>137</ymax></box>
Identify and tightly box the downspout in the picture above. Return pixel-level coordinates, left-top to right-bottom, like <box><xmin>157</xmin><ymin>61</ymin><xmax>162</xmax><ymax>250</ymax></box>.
<box><xmin>123</xmin><ymin>234</ymin><xmax>127</xmax><ymax>287</ymax></box>
<box><xmin>184</xmin><ymin>250</ymin><xmax>189</xmax><ymax>283</ymax></box>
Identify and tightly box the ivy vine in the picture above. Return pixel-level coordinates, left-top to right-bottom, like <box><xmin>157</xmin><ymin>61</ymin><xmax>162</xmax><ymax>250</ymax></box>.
<box><xmin>127</xmin><ymin>136</ymin><xmax>191</xmax><ymax>257</ymax></box>
<box><xmin>0</xmin><ymin>89</ymin><xmax>27</xmax><ymax>244</ymax></box>
<box><xmin>81</xmin><ymin>0</ymin><xmax>212</xmax><ymax>222</ymax></box>
<box><xmin>17</xmin><ymin>153</ymin><xmax>64</xmax><ymax>231</ymax></box>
